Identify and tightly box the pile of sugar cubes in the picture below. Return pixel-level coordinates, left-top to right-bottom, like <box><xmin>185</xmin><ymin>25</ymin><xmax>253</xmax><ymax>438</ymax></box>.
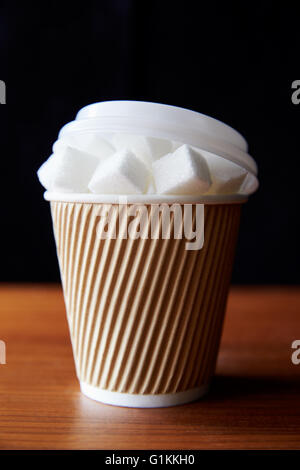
<box><xmin>37</xmin><ymin>132</ymin><xmax>248</xmax><ymax>195</ymax></box>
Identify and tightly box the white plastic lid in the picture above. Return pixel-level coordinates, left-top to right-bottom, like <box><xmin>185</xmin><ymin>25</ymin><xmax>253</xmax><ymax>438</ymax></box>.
<box><xmin>58</xmin><ymin>100</ymin><xmax>258</xmax><ymax>176</ymax></box>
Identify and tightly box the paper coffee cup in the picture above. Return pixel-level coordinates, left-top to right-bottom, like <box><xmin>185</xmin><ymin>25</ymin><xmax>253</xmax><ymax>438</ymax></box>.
<box><xmin>48</xmin><ymin>194</ymin><xmax>242</xmax><ymax>407</ymax></box>
<box><xmin>41</xmin><ymin>100</ymin><xmax>259</xmax><ymax>407</ymax></box>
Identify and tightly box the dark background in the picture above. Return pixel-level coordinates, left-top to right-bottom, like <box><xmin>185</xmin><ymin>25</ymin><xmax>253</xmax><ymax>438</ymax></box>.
<box><xmin>0</xmin><ymin>1</ymin><xmax>299</xmax><ymax>284</ymax></box>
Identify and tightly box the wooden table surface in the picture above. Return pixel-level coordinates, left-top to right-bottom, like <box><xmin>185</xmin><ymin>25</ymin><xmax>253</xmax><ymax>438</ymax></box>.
<box><xmin>0</xmin><ymin>284</ymin><xmax>299</xmax><ymax>450</ymax></box>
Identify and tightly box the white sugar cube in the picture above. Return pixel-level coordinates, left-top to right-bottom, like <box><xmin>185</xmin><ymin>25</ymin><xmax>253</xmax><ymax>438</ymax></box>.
<box><xmin>152</xmin><ymin>145</ymin><xmax>212</xmax><ymax>195</ymax></box>
<box><xmin>239</xmin><ymin>173</ymin><xmax>259</xmax><ymax>194</ymax></box>
<box><xmin>172</xmin><ymin>141</ymin><xmax>183</xmax><ymax>151</ymax></box>
<box><xmin>37</xmin><ymin>146</ymin><xmax>100</xmax><ymax>192</ymax></box>
<box><xmin>88</xmin><ymin>149</ymin><xmax>149</xmax><ymax>194</ymax></box>
<box><xmin>37</xmin><ymin>153</ymin><xmax>58</xmax><ymax>190</ymax></box>
<box><xmin>203</xmin><ymin>152</ymin><xmax>247</xmax><ymax>194</ymax></box>
<box><xmin>146</xmin><ymin>180</ymin><xmax>156</xmax><ymax>194</ymax></box>
<box><xmin>112</xmin><ymin>133</ymin><xmax>172</xmax><ymax>166</ymax></box>
<box><xmin>53</xmin><ymin>133</ymin><xmax>114</xmax><ymax>160</ymax></box>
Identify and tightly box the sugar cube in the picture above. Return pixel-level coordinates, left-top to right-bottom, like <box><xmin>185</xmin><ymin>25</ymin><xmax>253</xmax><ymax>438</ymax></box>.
<box><xmin>53</xmin><ymin>133</ymin><xmax>114</xmax><ymax>160</ymax></box>
<box><xmin>152</xmin><ymin>145</ymin><xmax>212</xmax><ymax>195</ymax></box>
<box><xmin>203</xmin><ymin>151</ymin><xmax>247</xmax><ymax>194</ymax></box>
<box><xmin>112</xmin><ymin>133</ymin><xmax>172</xmax><ymax>166</ymax></box>
<box><xmin>88</xmin><ymin>149</ymin><xmax>149</xmax><ymax>194</ymax></box>
<box><xmin>37</xmin><ymin>146</ymin><xmax>100</xmax><ymax>192</ymax></box>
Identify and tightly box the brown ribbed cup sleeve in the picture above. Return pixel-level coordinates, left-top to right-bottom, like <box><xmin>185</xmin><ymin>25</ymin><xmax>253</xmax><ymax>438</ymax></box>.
<box><xmin>50</xmin><ymin>202</ymin><xmax>241</xmax><ymax>395</ymax></box>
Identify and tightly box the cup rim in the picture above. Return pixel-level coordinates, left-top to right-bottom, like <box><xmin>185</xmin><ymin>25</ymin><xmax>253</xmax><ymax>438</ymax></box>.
<box><xmin>44</xmin><ymin>191</ymin><xmax>248</xmax><ymax>205</ymax></box>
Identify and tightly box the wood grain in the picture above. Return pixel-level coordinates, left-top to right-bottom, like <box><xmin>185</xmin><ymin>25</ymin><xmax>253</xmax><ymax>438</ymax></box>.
<box><xmin>0</xmin><ymin>285</ymin><xmax>299</xmax><ymax>450</ymax></box>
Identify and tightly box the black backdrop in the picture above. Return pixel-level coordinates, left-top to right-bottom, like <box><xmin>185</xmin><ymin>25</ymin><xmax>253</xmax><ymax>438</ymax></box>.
<box><xmin>0</xmin><ymin>1</ymin><xmax>299</xmax><ymax>284</ymax></box>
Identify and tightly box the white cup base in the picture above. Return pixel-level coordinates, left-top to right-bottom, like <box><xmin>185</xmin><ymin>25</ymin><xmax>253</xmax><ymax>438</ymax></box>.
<box><xmin>80</xmin><ymin>382</ymin><xmax>209</xmax><ymax>408</ymax></box>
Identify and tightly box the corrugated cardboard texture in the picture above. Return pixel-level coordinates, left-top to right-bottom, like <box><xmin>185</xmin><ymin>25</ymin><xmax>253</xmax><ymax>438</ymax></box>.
<box><xmin>51</xmin><ymin>202</ymin><xmax>241</xmax><ymax>394</ymax></box>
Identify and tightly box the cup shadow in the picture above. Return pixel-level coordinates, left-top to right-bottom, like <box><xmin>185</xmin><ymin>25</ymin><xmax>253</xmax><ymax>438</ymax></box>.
<box><xmin>206</xmin><ymin>374</ymin><xmax>300</xmax><ymax>402</ymax></box>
